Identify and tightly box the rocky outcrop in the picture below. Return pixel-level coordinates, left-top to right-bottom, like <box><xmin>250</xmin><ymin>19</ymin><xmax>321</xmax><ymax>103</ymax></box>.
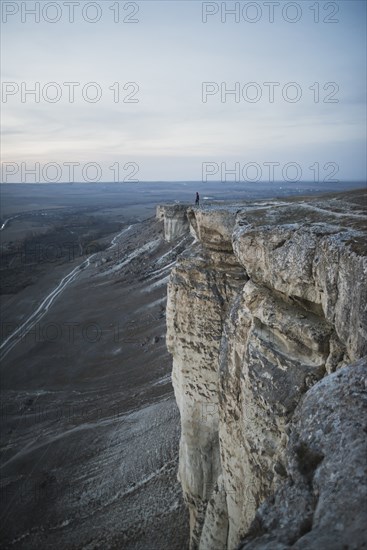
<box><xmin>165</xmin><ymin>192</ymin><xmax>367</xmax><ymax>550</ymax></box>
<box><xmin>239</xmin><ymin>359</ymin><xmax>367</xmax><ymax>550</ymax></box>
<box><xmin>233</xmin><ymin>204</ymin><xmax>367</xmax><ymax>362</ymax></box>
<box><xmin>186</xmin><ymin>207</ymin><xmax>239</xmax><ymax>250</ymax></box>
<box><xmin>156</xmin><ymin>204</ymin><xmax>190</xmax><ymax>242</ymax></box>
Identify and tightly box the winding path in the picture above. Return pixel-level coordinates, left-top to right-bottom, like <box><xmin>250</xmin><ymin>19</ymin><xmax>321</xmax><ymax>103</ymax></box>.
<box><xmin>0</xmin><ymin>225</ymin><xmax>132</xmax><ymax>362</ymax></box>
<box><xmin>0</xmin><ymin>215</ymin><xmax>21</xmax><ymax>231</ymax></box>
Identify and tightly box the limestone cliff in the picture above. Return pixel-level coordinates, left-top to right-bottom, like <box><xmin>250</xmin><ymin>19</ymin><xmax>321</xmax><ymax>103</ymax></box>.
<box><xmin>157</xmin><ymin>204</ymin><xmax>190</xmax><ymax>242</ymax></box>
<box><xmin>161</xmin><ymin>191</ymin><xmax>367</xmax><ymax>550</ymax></box>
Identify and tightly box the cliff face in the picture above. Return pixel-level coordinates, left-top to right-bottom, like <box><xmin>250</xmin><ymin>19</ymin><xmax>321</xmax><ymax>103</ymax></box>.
<box><xmin>166</xmin><ymin>206</ymin><xmax>247</xmax><ymax>548</ymax></box>
<box><xmin>163</xmin><ymin>192</ymin><xmax>367</xmax><ymax>550</ymax></box>
<box><xmin>157</xmin><ymin>204</ymin><xmax>190</xmax><ymax>242</ymax></box>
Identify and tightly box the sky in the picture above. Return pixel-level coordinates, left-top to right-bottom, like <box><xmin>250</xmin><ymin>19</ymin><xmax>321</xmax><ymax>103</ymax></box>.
<box><xmin>1</xmin><ymin>0</ymin><xmax>366</xmax><ymax>182</ymax></box>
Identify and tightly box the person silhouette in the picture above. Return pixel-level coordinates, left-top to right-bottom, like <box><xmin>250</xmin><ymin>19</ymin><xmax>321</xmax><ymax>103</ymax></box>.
<box><xmin>195</xmin><ymin>192</ymin><xmax>200</xmax><ymax>206</ymax></box>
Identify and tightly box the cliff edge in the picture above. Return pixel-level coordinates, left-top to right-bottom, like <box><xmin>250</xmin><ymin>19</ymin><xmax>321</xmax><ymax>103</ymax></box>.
<box><xmin>159</xmin><ymin>190</ymin><xmax>367</xmax><ymax>550</ymax></box>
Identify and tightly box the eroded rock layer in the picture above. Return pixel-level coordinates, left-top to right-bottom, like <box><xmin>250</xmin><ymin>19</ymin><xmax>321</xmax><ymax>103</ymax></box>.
<box><xmin>163</xmin><ymin>191</ymin><xmax>367</xmax><ymax>550</ymax></box>
<box><xmin>239</xmin><ymin>358</ymin><xmax>367</xmax><ymax>550</ymax></box>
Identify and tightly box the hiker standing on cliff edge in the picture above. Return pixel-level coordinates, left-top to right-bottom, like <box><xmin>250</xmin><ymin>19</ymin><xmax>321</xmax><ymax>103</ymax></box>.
<box><xmin>195</xmin><ymin>192</ymin><xmax>200</xmax><ymax>206</ymax></box>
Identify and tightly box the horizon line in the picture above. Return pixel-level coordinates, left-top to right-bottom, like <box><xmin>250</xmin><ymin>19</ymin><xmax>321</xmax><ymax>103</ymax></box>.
<box><xmin>1</xmin><ymin>180</ymin><xmax>366</xmax><ymax>185</ymax></box>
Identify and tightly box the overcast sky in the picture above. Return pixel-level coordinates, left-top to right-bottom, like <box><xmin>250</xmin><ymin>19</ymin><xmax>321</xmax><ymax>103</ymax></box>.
<box><xmin>1</xmin><ymin>0</ymin><xmax>366</xmax><ymax>182</ymax></box>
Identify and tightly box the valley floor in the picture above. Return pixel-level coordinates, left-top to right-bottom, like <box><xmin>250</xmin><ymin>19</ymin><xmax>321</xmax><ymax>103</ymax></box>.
<box><xmin>1</xmin><ymin>216</ymin><xmax>190</xmax><ymax>549</ymax></box>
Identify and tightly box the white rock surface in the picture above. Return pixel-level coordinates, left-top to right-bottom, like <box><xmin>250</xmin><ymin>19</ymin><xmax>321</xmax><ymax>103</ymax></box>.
<box><xmin>157</xmin><ymin>204</ymin><xmax>191</xmax><ymax>242</ymax></box>
<box><xmin>165</xmin><ymin>191</ymin><xmax>367</xmax><ymax>550</ymax></box>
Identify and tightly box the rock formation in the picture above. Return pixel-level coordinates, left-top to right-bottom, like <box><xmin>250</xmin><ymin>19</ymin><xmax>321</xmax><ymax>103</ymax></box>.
<box><xmin>161</xmin><ymin>191</ymin><xmax>367</xmax><ymax>550</ymax></box>
<box><xmin>157</xmin><ymin>204</ymin><xmax>190</xmax><ymax>242</ymax></box>
<box><xmin>239</xmin><ymin>358</ymin><xmax>367</xmax><ymax>550</ymax></box>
